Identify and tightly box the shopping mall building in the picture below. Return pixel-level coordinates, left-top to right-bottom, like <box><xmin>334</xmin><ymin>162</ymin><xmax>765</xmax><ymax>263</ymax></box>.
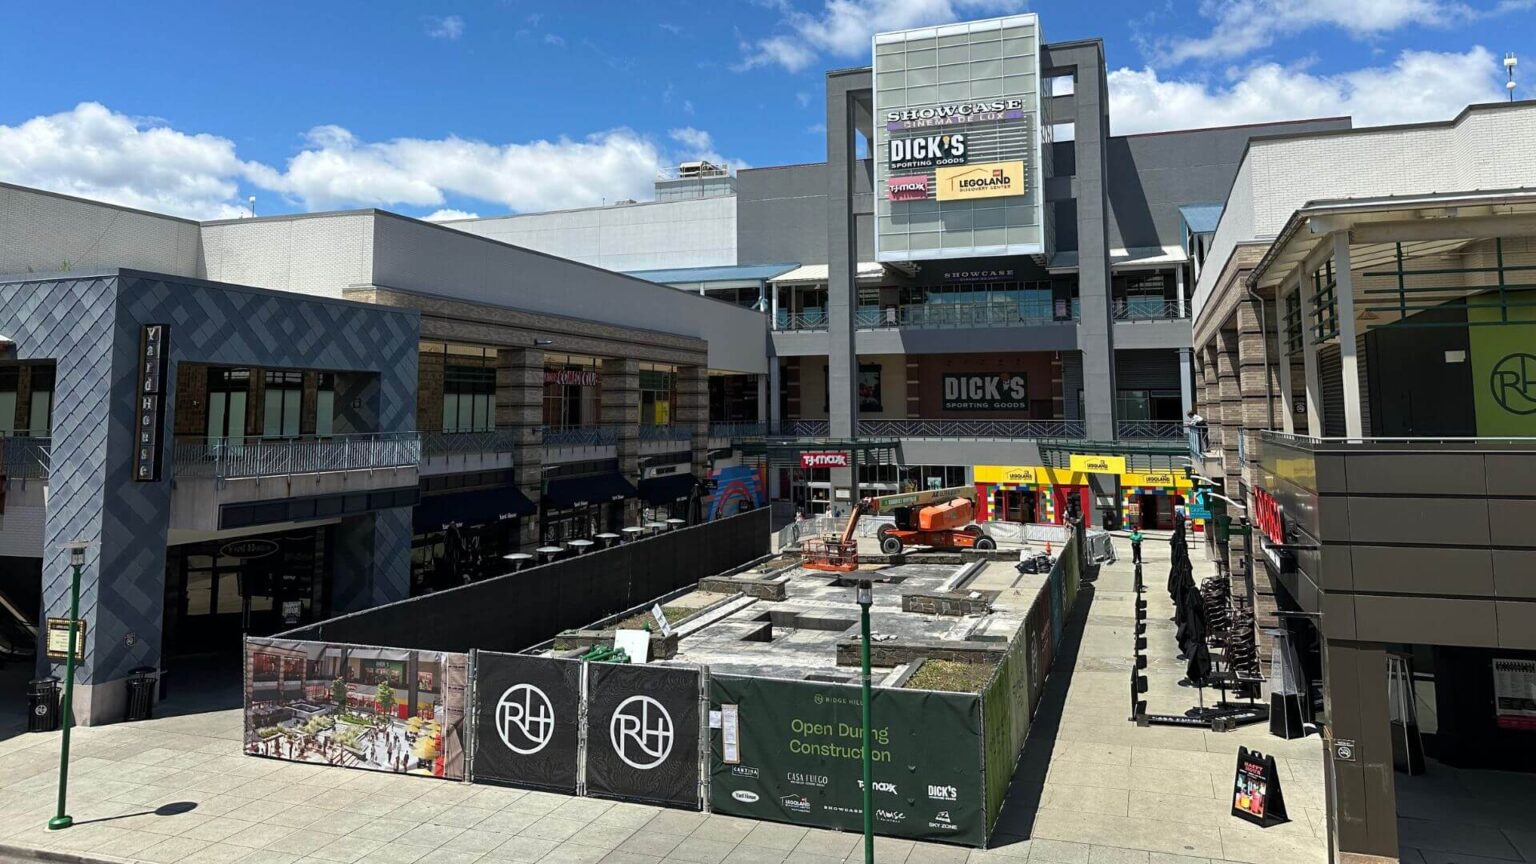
<box><xmin>1190</xmin><ymin>101</ymin><xmax>1536</xmax><ymax>862</ymax></box>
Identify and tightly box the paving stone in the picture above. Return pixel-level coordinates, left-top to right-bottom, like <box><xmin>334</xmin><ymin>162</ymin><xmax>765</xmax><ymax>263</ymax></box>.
<box><xmin>615</xmin><ymin>830</ymin><xmax>688</xmax><ymax>858</ymax></box>
<box><xmin>484</xmin><ymin>834</ymin><xmax>560</xmax><ymax>862</ymax></box>
<box><xmin>664</xmin><ymin>837</ymin><xmax>737</xmax><ymax>864</ymax></box>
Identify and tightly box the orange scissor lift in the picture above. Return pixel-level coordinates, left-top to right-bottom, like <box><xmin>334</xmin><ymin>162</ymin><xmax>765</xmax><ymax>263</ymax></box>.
<box><xmin>802</xmin><ymin>485</ymin><xmax>995</xmax><ymax>572</ymax></box>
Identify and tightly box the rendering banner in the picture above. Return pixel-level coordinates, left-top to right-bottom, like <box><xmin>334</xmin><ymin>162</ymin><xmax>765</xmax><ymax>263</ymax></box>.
<box><xmin>708</xmin><ymin>675</ymin><xmax>986</xmax><ymax>846</ymax></box>
<box><xmin>471</xmin><ymin>652</ymin><xmax>581</xmax><ymax>792</ymax></box>
<box><xmin>585</xmin><ymin>664</ymin><xmax>701</xmax><ymax>809</ymax></box>
<box><xmin>243</xmin><ymin>638</ymin><xmax>468</xmax><ymax>780</ymax></box>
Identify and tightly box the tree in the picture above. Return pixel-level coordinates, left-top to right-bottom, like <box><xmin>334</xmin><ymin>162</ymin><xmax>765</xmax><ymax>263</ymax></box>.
<box><xmin>375</xmin><ymin>680</ymin><xmax>395</xmax><ymax>716</ymax></box>
<box><xmin>331</xmin><ymin>677</ymin><xmax>347</xmax><ymax>707</ymax></box>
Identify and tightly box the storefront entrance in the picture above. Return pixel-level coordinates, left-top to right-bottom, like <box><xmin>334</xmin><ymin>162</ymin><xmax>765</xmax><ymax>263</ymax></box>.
<box><xmin>1052</xmin><ymin>485</ymin><xmax>1091</xmax><ymax>525</ymax></box>
<box><xmin>994</xmin><ymin>489</ymin><xmax>1038</xmax><ymax>523</ymax></box>
<box><xmin>1130</xmin><ymin>493</ymin><xmax>1184</xmax><ymax>529</ymax></box>
<box><xmin>164</xmin><ymin>528</ymin><xmax>330</xmax><ymax>655</ymax></box>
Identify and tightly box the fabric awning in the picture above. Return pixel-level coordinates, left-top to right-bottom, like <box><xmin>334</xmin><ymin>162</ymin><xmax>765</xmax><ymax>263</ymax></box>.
<box><xmin>769</xmin><ymin>262</ymin><xmax>888</xmax><ymax>285</ymax></box>
<box><xmin>413</xmin><ymin>485</ymin><xmax>536</xmax><ymax>534</ymax></box>
<box><xmin>544</xmin><ymin>472</ymin><xmax>639</xmax><ymax>510</ymax></box>
<box><xmin>639</xmin><ymin>473</ymin><xmax>698</xmax><ymax>505</ymax></box>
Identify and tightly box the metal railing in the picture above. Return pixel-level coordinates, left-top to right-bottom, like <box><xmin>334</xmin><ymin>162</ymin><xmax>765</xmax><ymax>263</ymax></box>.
<box><xmin>857</xmin><ymin>419</ymin><xmax>1086</xmax><ymax>439</ymax></box>
<box><xmin>1112</xmin><ymin>299</ymin><xmax>1187</xmax><ymax>320</ymax></box>
<box><xmin>1115</xmin><ymin>420</ymin><xmax>1186</xmax><ymax>440</ymax></box>
<box><xmin>422</xmin><ymin>428</ymin><xmax>521</xmax><ymax>457</ymax></box>
<box><xmin>778</xmin><ymin>420</ymin><xmax>831</xmax><ymax>437</ymax></box>
<box><xmin>0</xmin><ymin>435</ymin><xmax>50</xmax><ymax>479</ymax></box>
<box><xmin>1188</xmin><ymin>426</ymin><xmax>1211</xmax><ymax>459</ymax></box>
<box><xmin>173</xmin><ymin>433</ymin><xmax>420</xmax><ymax>480</ymax></box>
<box><xmin>709</xmin><ymin>422</ymin><xmax>767</xmax><ymax>439</ymax></box>
<box><xmin>638</xmin><ymin>424</ymin><xmax>694</xmax><ymax>443</ymax></box>
<box><xmin>775</xmin><ymin>301</ymin><xmax>1080</xmax><ymax>332</ymax></box>
<box><xmin>1237</xmin><ymin>431</ymin><xmax>1248</xmax><ymax>465</ymax></box>
<box><xmin>541</xmin><ymin>425</ymin><xmax>619</xmax><ymax>447</ymax></box>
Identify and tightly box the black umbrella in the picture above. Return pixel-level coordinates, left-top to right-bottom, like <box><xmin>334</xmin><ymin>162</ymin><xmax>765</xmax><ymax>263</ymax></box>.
<box><xmin>1185</xmin><ymin>641</ymin><xmax>1213</xmax><ymax>686</ymax></box>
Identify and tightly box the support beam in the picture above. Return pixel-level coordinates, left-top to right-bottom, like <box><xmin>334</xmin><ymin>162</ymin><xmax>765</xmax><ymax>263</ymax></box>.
<box><xmin>1296</xmin><ymin>264</ymin><xmax>1324</xmax><ymax>437</ymax></box>
<box><xmin>770</xmin><ymin>282</ymin><xmax>780</xmax><ymax>330</ymax></box>
<box><xmin>1332</xmin><ymin>233</ymin><xmax>1364</xmax><ymax>439</ymax></box>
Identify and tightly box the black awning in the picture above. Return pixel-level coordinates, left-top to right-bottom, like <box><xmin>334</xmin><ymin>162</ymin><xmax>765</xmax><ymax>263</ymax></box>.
<box><xmin>639</xmin><ymin>472</ymin><xmax>699</xmax><ymax>505</ymax></box>
<box><xmin>544</xmin><ymin>472</ymin><xmax>638</xmax><ymax>511</ymax></box>
<box><xmin>413</xmin><ymin>485</ymin><xmax>537</xmax><ymax>534</ymax></box>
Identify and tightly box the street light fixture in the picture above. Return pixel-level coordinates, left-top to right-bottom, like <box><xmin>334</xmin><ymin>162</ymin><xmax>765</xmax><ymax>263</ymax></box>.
<box><xmin>1506</xmin><ymin>53</ymin><xmax>1519</xmax><ymax>101</ymax></box>
<box><xmin>49</xmin><ymin>542</ymin><xmax>89</xmax><ymax>831</ymax></box>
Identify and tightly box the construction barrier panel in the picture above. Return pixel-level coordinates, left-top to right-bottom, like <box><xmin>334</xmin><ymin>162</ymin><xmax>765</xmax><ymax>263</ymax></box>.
<box><xmin>471</xmin><ymin>652</ymin><xmax>582</xmax><ymax>793</ymax></box>
<box><xmin>585</xmin><ymin>664</ymin><xmax>701</xmax><ymax>809</ymax></box>
<box><xmin>280</xmin><ymin>508</ymin><xmax>769</xmax><ymax>653</ymax></box>
<box><xmin>243</xmin><ymin>638</ymin><xmax>469</xmax><ymax>780</ymax></box>
<box><xmin>707</xmin><ymin>674</ymin><xmax>986</xmax><ymax>847</ymax></box>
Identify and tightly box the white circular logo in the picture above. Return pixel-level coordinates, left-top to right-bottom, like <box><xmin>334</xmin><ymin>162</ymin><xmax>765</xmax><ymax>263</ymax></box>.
<box><xmin>495</xmin><ymin>684</ymin><xmax>555</xmax><ymax>755</ymax></box>
<box><xmin>609</xmin><ymin>695</ymin><xmax>674</xmax><ymax>770</ymax></box>
<box><xmin>732</xmin><ymin>790</ymin><xmax>759</xmax><ymax>803</ymax></box>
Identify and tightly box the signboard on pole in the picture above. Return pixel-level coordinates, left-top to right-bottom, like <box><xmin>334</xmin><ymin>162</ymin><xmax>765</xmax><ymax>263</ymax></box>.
<box><xmin>46</xmin><ymin>617</ymin><xmax>85</xmax><ymax>662</ymax></box>
<box><xmin>133</xmin><ymin>324</ymin><xmax>170</xmax><ymax>482</ymax></box>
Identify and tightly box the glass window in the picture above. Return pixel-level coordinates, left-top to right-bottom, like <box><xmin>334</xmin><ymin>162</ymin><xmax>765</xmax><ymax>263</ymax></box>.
<box><xmin>443</xmin><ymin>362</ymin><xmax>495</xmax><ymax>432</ymax></box>
<box><xmin>263</xmin><ymin>370</ymin><xmax>302</xmax><ymax>439</ymax></box>
<box><xmin>639</xmin><ymin>365</ymin><xmax>677</xmax><ymax>426</ymax></box>
<box><xmin>186</xmin><ymin>570</ymin><xmax>213</xmax><ymax>616</ymax></box>
<box><xmin>26</xmin><ymin>365</ymin><xmax>54</xmax><ymax>436</ymax></box>
<box><xmin>207</xmin><ymin>368</ymin><xmax>250</xmax><ymax>441</ymax></box>
<box><xmin>315</xmin><ymin>373</ymin><xmax>335</xmax><ymax>437</ymax></box>
<box><xmin>0</xmin><ymin>366</ymin><xmax>16</xmax><ymax>436</ymax></box>
<box><xmin>543</xmin><ymin>354</ymin><xmax>602</xmax><ymax>429</ymax></box>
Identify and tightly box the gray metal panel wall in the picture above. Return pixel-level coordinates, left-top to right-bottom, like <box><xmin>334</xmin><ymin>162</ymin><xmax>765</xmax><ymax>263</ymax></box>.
<box><xmin>1114</xmin><ymin>348</ymin><xmax>1180</xmax><ymax>390</ymax></box>
<box><xmin>736</xmin><ymin>160</ymin><xmax>875</xmax><ymax>267</ymax></box>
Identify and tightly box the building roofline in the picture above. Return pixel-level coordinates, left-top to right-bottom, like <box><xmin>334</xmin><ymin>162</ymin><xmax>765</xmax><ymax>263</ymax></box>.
<box><xmin>1243</xmin><ymin>99</ymin><xmax>1535</xmax><ymax>149</ymax></box>
<box><xmin>0</xmin><ymin>181</ymin><xmax>202</xmax><ymax>226</ymax></box>
<box><xmin>1115</xmin><ymin>115</ymin><xmax>1350</xmax><ymax>141</ymax></box>
<box><xmin>0</xmin><ymin>267</ymin><xmax>420</xmax><ymax>318</ymax></box>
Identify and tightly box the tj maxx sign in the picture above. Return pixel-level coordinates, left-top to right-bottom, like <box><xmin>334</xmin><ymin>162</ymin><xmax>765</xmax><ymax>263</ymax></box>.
<box><xmin>800</xmin><ymin>451</ymin><xmax>850</xmax><ymax>469</ymax></box>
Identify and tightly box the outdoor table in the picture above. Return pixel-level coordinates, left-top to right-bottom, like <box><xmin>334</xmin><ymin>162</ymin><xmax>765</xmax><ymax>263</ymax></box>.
<box><xmin>621</xmin><ymin>527</ymin><xmax>647</xmax><ymax>542</ymax></box>
<box><xmin>536</xmin><ymin>546</ymin><xmax>564</xmax><ymax>563</ymax></box>
<box><xmin>595</xmin><ymin>532</ymin><xmax>621</xmax><ymax>548</ymax></box>
<box><xmin>645</xmin><ymin>522</ymin><xmax>667</xmax><ymax>534</ymax></box>
<box><xmin>566</xmin><ymin>538</ymin><xmax>595</xmax><ymax>555</ymax></box>
<box><xmin>502</xmin><ymin>552</ymin><xmax>534</xmax><ymax>572</ymax></box>
<box><xmin>665</xmin><ymin>518</ymin><xmax>687</xmax><ymax>531</ymax></box>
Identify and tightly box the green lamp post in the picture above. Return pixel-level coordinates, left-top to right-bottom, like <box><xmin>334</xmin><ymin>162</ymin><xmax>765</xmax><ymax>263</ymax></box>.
<box><xmin>855</xmin><ymin>578</ymin><xmax>874</xmax><ymax>864</ymax></box>
<box><xmin>49</xmin><ymin>542</ymin><xmax>87</xmax><ymax>831</ymax></box>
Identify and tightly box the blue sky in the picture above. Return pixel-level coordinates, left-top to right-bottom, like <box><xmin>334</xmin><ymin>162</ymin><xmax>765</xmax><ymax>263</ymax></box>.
<box><xmin>0</xmin><ymin>0</ymin><xmax>1529</xmax><ymax>220</ymax></box>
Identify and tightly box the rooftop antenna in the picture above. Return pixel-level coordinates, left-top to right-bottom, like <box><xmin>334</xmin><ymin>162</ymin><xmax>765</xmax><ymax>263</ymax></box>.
<box><xmin>247</xmin><ymin>195</ymin><xmax>257</xmax><ymax>218</ymax></box>
<box><xmin>1506</xmin><ymin>53</ymin><xmax>1518</xmax><ymax>102</ymax></box>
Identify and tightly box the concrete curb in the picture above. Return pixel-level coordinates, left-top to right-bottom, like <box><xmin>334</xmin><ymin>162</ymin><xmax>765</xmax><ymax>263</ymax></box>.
<box><xmin>0</xmin><ymin>842</ymin><xmax>129</xmax><ymax>864</ymax></box>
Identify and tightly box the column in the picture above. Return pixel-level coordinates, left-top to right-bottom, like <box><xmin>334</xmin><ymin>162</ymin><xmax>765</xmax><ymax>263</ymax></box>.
<box><xmin>676</xmin><ymin>365</ymin><xmax>710</xmax><ymax>480</ymax></box>
<box><xmin>1333</xmin><ymin>233</ymin><xmax>1364</xmax><ymax>438</ymax></box>
<box><xmin>601</xmin><ymin>358</ymin><xmax>641</xmax><ymax>523</ymax></box>
<box><xmin>1069</xmin><ymin>46</ymin><xmax>1117</xmax><ymax>442</ymax></box>
<box><xmin>770</xmin><ymin>283</ymin><xmax>780</xmax><ymax>332</ymax></box>
<box><xmin>825</xmin><ymin>80</ymin><xmax>860</xmax><ymax>443</ymax></box>
<box><xmin>768</xmin><ymin>360</ymin><xmax>782</xmax><ymax>435</ymax></box>
<box><xmin>497</xmin><ymin>348</ymin><xmax>545</xmax><ymax>549</ymax></box>
<box><xmin>1216</xmin><ymin>325</ymin><xmax>1243</xmax><ymax>581</ymax></box>
<box><xmin>1178</xmin><ymin>348</ymin><xmax>1194</xmax><ymax>418</ymax></box>
<box><xmin>1297</xmin><ymin>265</ymin><xmax>1324</xmax><ymax>436</ymax></box>
<box><xmin>1321</xmin><ymin>640</ymin><xmax>1399</xmax><ymax>862</ymax></box>
<box><xmin>1176</xmin><ymin>265</ymin><xmax>1187</xmax><ymax>319</ymax></box>
<box><xmin>756</xmin><ymin>373</ymin><xmax>769</xmax><ymax>429</ymax></box>
<box><xmin>333</xmin><ymin>509</ymin><xmax>412</xmax><ymax>612</ymax></box>
<box><xmin>1276</xmin><ymin>279</ymin><xmax>1296</xmax><ymax>435</ymax></box>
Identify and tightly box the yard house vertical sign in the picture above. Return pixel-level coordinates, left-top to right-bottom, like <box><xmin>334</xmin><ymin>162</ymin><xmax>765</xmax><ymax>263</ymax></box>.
<box><xmin>134</xmin><ymin>324</ymin><xmax>170</xmax><ymax>482</ymax></box>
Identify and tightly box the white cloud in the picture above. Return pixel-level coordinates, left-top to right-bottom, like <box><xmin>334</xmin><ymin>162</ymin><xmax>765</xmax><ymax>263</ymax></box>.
<box><xmin>739</xmin><ymin>0</ymin><xmax>1026</xmax><ymax>72</ymax></box>
<box><xmin>0</xmin><ymin>102</ymin><xmax>748</xmax><ymax>219</ymax></box>
<box><xmin>0</xmin><ymin>102</ymin><xmax>257</xmax><ymax>219</ymax></box>
<box><xmin>425</xmin><ymin>15</ymin><xmax>464</xmax><ymax>40</ymax></box>
<box><xmin>543</xmin><ymin>33</ymin><xmax>566</xmax><ymax>47</ymax></box>
<box><xmin>424</xmin><ymin>208</ymin><xmax>479</xmax><ymax>221</ymax></box>
<box><xmin>1107</xmin><ymin>47</ymin><xmax>1502</xmax><ymax>135</ymax></box>
<box><xmin>1159</xmin><ymin>0</ymin><xmax>1525</xmax><ymax>64</ymax></box>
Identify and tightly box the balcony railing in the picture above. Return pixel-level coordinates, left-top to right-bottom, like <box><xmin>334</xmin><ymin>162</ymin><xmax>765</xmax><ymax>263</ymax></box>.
<box><xmin>1</xmin><ymin>435</ymin><xmax>50</xmax><ymax>479</ymax></box>
<box><xmin>775</xmin><ymin>300</ymin><xmax>1080</xmax><ymax>332</ymax></box>
<box><xmin>422</xmin><ymin>428</ymin><xmax>520</xmax><ymax>457</ymax></box>
<box><xmin>779</xmin><ymin>420</ymin><xmax>831</xmax><ymax>437</ymax></box>
<box><xmin>541</xmin><ymin>425</ymin><xmax>619</xmax><ymax>447</ymax></box>
<box><xmin>1113</xmin><ymin>298</ymin><xmax>1188</xmax><ymax>321</ymax></box>
<box><xmin>639</xmin><ymin>424</ymin><xmax>694</xmax><ymax>443</ymax></box>
<box><xmin>1116</xmin><ymin>420</ymin><xmax>1186</xmax><ymax>441</ymax></box>
<box><xmin>1188</xmin><ymin>426</ymin><xmax>1211</xmax><ymax>460</ymax></box>
<box><xmin>174</xmin><ymin>433</ymin><xmax>420</xmax><ymax>480</ymax></box>
<box><xmin>709</xmin><ymin>422</ymin><xmax>767</xmax><ymax>439</ymax></box>
<box><xmin>858</xmin><ymin>419</ymin><xmax>1086</xmax><ymax>439</ymax></box>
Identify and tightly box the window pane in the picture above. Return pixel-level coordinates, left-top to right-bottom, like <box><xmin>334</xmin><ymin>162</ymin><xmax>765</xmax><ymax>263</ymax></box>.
<box><xmin>315</xmin><ymin>390</ymin><xmax>334</xmax><ymax>437</ymax></box>
<box><xmin>263</xmin><ymin>389</ymin><xmax>284</xmax><ymax>438</ymax></box>
<box><xmin>28</xmin><ymin>390</ymin><xmax>51</xmax><ymax>436</ymax></box>
<box><xmin>285</xmin><ymin>390</ymin><xmax>301</xmax><ymax>437</ymax></box>
<box><xmin>208</xmin><ymin>393</ymin><xmax>227</xmax><ymax>441</ymax></box>
<box><xmin>215</xmin><ymin>572</ymin><xmax>242</xmax><ymax>614</ymax></box>
<box><xmin>186</xmin><ymin>571</ymin><xmax>212</xmax><ymax>616</ymax></box>
<box><xmin>442</xmin><ymin>393</ymin><xmax>457</xmax><ymax>432</ymax></box>
<box><xmin>0</xmin><ymin>392</ymin><xmax>14</xmax><ymax>435</ymax></box>
<box><xmin>228</xmin><ymin>393</ymin><xmax>247</xmax><ymax>440</ymax></box>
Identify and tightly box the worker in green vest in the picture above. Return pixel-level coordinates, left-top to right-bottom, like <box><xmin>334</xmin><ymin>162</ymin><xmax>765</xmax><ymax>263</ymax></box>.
<box><xmin>1129</xmin><ymin>527</ymin><xmax>1144</xmax><ymax>564</ymax></box>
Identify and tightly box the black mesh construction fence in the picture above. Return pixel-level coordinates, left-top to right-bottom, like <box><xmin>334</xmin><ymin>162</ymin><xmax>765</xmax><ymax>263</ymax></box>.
<box><xmin>282</xmin><ymin>508</ymin><xmax>769</xmax><ymax>653</ymax></box>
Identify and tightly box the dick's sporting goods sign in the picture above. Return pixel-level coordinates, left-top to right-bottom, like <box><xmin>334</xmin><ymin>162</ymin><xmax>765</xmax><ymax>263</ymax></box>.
<box><xmin>943</xmin><ymin>373</ymin><xmax>1028</xmax><ymax>411</ymax></box>
<box><xmin>888</xmin><ymin>133</ymin><xmax>968</xmax><ymax>170</ymax></box>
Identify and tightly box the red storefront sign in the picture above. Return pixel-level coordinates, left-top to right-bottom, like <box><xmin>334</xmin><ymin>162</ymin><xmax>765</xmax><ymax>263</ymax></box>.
<box><xmin>886</xmin><ymin>174</ymin><xmax>930</xmax><ymax>202</ymax></box>
<box><xmin>1253</xmin><ymin>488</ymin><xmax>1285</xmax><ymax>546</ymax></box>
<box><xmin>800</xmin><ymin>451</ymin><xmax>850</xmax><ymax>469</ymax></box>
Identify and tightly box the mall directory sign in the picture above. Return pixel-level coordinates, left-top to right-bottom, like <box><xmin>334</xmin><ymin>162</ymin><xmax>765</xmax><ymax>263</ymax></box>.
<box><xmin>873</xmin><ymin>14</ymin><xmax>1045</xmax><ymax>262</ymax></box>
<box><xmin>709</xmin><ymin>674</ymin><xmax>986</xmax><ymax>846</ymax></box>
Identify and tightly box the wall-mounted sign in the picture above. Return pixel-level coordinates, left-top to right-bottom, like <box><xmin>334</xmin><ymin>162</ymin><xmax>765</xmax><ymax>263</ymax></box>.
<box><xmin>975</xmin><ymin>465</ymin><xmax>1038</xmax><ymax>485</ymax></box>
<box><xmin>1332</xmin><ymin>739</ymin><xmax>1357</xmax><ymax>762</ymax></box>
<box><xmin>883</xmin><ymin>98</ymin><xmax>1026</xmax><ymax>131</ymax></box>
<box><xmin>220</xmin><ymin>538</ymin><xmax>281</xmax><ymax>560</ymax></box>
<box><xmin>545</xmin><ymin>369</ymin><xmax>600</xmax><ymax>387</ymax></box>
<box><xmin>1253</xmin><ymin>488</ymin><xmax>1285</xmax><ymax>546</ymax></box>
<box><xmin>942</xmin><ymin>373</ymin><xmax>1027</xmax><ymax>411</ymax></box>
<box><xmin>942</xmin><ymin>267</ymin><xmax>1017</xmax><ymax>284</ymax></box>
<box><xmin>1068</xmin><ymin>454</ymin><xmax>1126</xmax><ymax>475</ymax></box>
<box><xmin>133</xmin><ymin>324</ymin><xmax>170</xmax><ymax>482</ymax></box>
<box><xmin>46</xmin><ymin>617</ymin><xmax>86</xmax><ymax>662</ymax></box>
<box><xmin>886</xmin><ymin>175</ymin><xmax>930</xmax><ymax>202</ymax></box>
<box><xmin>1493</xmin><ymin>658</ymin><xmax>1536</xmax><ymax>730</ymax></box>
<box><xmin>888</xmin><ymin>133</ymin><xmax>967</xmax><ymax>170</ymax></box>
<box><xmin>800</xmin><ymin>452</ymin><xmax>850</xmax><ymax>469</ymax></box>
<box><xmin>935</xmin><ymin>161</ymin><xmax>1026</xmax><ymax>202</ymax></box>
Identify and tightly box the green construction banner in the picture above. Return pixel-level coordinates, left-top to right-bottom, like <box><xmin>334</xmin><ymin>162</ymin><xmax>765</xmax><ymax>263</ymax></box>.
<box><xmin>709</xmin><ymin>675</ymin><xmax>986</xmax><ymax>847</ymax></box>
<box><xmin>1470</xmin><ymin>289</ymin><xmax>1536</xmax><ymax>435</ymax></box>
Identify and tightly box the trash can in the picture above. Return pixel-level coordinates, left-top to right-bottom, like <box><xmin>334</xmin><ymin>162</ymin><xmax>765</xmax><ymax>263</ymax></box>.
<box><xmin>125</xmin><ymin>667</ymin><xmax>157</xmax><ymax>722</ymax></box>
<box><xmin>28</xmin><ymin>677</ymin><xmax>61</xmax><ymax>733</ymax></box>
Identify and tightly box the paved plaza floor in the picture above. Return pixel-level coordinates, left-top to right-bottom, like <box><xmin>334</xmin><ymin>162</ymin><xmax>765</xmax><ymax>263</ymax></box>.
<box><xmin>0</xmin><ymin>535</ymin><xmax>1335</xmax><ymax>864</ymax></box>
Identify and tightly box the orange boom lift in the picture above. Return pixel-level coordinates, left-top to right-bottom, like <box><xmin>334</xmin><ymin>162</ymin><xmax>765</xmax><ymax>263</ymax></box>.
<box><xmin>802</xmin><ymin>486</ymin><xmax>995</xmax><ymax>572</ymax></box>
